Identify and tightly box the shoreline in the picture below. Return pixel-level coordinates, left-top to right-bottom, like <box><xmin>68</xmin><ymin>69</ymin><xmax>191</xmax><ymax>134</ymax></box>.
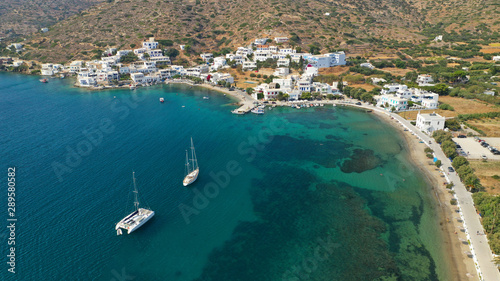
<box><xmin>370</xmin><ymin>110</ymin><xmax>477</xmax><ymax>281</ymax></box>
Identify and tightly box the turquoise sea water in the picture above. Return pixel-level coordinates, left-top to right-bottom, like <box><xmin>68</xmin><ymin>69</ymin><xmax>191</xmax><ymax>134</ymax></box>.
<box><xmin>1</xmin><ymin>72</ymin><xmax>451</xmax><ymax>280</ymax></box>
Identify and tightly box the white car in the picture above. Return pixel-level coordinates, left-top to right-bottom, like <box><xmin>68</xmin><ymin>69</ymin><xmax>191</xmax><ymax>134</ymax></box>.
<box><xmin>481</xmin><ymin>155</ymin><xmax>487</xmax><ymax>160</ymax></box>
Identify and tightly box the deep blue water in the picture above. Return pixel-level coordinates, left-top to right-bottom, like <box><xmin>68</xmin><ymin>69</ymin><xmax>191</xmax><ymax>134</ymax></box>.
<box><xmin>0</xmin><ymin>73</ymin><xmax>451</xmax><ymax>280</ymax></box>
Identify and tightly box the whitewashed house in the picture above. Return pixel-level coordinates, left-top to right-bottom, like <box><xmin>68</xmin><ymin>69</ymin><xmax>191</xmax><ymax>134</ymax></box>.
<box><xmin>142</xmin><ymin>37</ymin><xmax>159</xmax><ymax>50</ymax></box>
<box><xmin>274</xmin><ymin>37</ymin><xmax>289</xmax><ymax>44</ymax></box>
<box><xmin>493</xmin><ymin>56</ymin><xmax>500</xmax><ymax>62</ymax></box>
<box><xmin>360</xmin><ymin>63</ymin><xmax>375</xmax><ymax>70</ymax></box>
<box><xmin>417</xmin><ymin>74</ymin><xmax>434</xmax><ymax>86</ymax></box>
<box><xmin>421</xmin><ymin>98</ymin><xmax>439</xmax><ymax>109</ymax></box>
<box><xmin>377</xmin><ymin>95</ymin><xmax>408</xmax><ymax>111</ymax></box>
<box><xmin>116</xmin><ymin>50</ymin><xmax>132</xmax><ymax>57</ymax></box>
<box><xmin>416</xmin><ymin>112</ymin><xmax>445</xmax><ymax>134</ymax></box>
<box><xmin>200</xmin><ymin>53</ymin><xmax>214</xmax><ymax>62</ymax></box>
<box><xmin>381</xmin><ymin>84</ymin><xmax>407</xmax><ymax>95</ymax></box>
<box><xmin>274</xmin><ymin>67</ymin><xmax>289</xmax><ymax>77</ymax></box>
<box><xmin>254</xmin><ymin>38</ymin><xmax>268</xmax><ymax>46</ymax></box>
<box><xmin>277</xmin><ymin>58</ymin><xmax>290</xmax><ymax>67</ymax></box>
<box><xmin>131</xmin><ymin>73</ymin><xmax>145</xmax><ymax>84</ymax></box>
<box><xmin>78</xmin><ymin>77</ymin><xmax>97</xmax><ymax>87</ymax></box>
<box><xmin>279</xmin><ymin>48</ymin><xmax>296</xmax><ymax>54</ymax></box>
<box><xmin>303</xmin><ymin>52</ymin><xmax>346</xmax><ymax>68</ymax></box>
<box><xmin>242</xmin><ymin>61</ymin><xmax>257</xmax><ymax>70</ymax></box>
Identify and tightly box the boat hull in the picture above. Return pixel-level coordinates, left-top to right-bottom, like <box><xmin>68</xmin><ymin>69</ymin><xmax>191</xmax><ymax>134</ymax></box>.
<box><xmin>116</xmin><ymin>208</ymin><xmax>155</xmax><ymax>234</ymax></box>
<box><xmin>183</xmin><ymin>168</ymin><xmax>199</xmax><ymax>186</ymax></box>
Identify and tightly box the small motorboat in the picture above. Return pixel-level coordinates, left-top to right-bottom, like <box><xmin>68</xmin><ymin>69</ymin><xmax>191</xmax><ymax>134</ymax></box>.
<box><xmin>203</xmin><ymin>96</ymin><xmax>209</xmax><ymax>100</ymax></box>
<box><xmin>39</xmin><ymin>78</ymin><xmax>48</xmax><ymax>83</ymax></box>
<box><xmin>160</xmin><ymin>98</ymin><xmax>164</xmax><ymax>103</ymax></box>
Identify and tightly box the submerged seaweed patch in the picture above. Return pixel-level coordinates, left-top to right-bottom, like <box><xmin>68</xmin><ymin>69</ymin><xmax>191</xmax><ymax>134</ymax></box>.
<box><xmin>340</xmin><ymin>148</ymin><xmax>383</xmax><ymax>173</ymax></box>
<box><xmin>194</xmin><ymin>164</ymin><xmax>399</xmax><ymax>281</ymax></box>
<box><xmin>261</xmin><ymin>135</ymin><xmax>351</xmax><ymax>168</ymax></box>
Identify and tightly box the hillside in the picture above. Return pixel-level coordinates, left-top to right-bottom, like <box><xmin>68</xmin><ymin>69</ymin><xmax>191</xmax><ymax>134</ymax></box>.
<box><xmin>6</xmin><ymin>0</ymin><xmax>500</xmax><ymax>63</ymax></box>
<box><xmin>0</xmin><ymin>0</ymin><xmax>106</xmax><ymax>38</ymax></box>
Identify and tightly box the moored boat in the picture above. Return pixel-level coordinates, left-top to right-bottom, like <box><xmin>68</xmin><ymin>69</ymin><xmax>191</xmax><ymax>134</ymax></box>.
<box><xmin>183</xmin><ymin>138</ymin><xmax>199</xmax><ymax>187</ymax></box>
<box><xmin>115</xmin><ymin>172</ymin><xmax>155</xmax><ymax>235</ymax></box>
<box><xmin>39</xmin><ymin>78</ymin><xmax>48</xmax><ymax>83</ymax></box>
<box><xmin>251</xmin><ymin>106</ymin><xmax>265</xmax><ymax>114</ymax></box>
<box><xmin>160</xmin><ymin>98</ymin><xmax>164</xmax><ymax>103</ymax></box>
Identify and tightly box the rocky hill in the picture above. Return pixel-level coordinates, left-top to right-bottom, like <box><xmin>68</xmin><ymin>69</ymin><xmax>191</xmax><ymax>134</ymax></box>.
<box><xmin>0</xmin><ymin>0</ymin><xmax>106</xmax><ymax>38</ymax></box>
<box><xmin>6</xmin><ymin>0</ymin><xmax>500</xmax><ymax>63</ymax></box>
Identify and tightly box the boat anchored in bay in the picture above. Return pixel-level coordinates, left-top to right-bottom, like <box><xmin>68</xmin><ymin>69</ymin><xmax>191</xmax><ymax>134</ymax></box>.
<box><xmin>183</xmin><ymin>138</ymin><xmax>199</xmax><ymax>187</ymax></box>
<box><xmin>115</xmin><ymin>172</ymin><xmax>155</xmax><ymax>235</ymax></box>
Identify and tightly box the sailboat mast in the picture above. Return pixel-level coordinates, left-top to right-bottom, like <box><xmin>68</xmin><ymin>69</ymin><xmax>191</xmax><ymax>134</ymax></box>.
<box><xmin>185</xmin><ymin>150</ymin><xmax>190</xmax><ymax>175</ymax></box>
<box><xmin>190</xmin><ymin>137</ymin><xmax>198</xmax><ymax>170</ymax></box>
<box><xmin>132</xmin><ymin>172</ymin><xmax>139</xmax><ymax>211</ymax></box>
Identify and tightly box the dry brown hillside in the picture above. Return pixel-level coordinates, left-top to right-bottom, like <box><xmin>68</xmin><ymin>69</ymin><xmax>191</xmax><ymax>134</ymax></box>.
<box><xmin>5</xmin><ymin>0</ymin><xmax>500</xmax><ymax>63</ymax></box>
<box><xmin>0</xmin><ymin>0</ymin><xmax>106</xmax><ymax>38</ymax></box>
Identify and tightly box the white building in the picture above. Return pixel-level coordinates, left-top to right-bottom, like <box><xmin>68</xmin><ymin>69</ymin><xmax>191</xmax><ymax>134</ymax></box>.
<box><xmin>254</xmin><ymin>38</ymin><xmax>268</xmax><ymax>45</ymax></box>
<box><xmin>493</xmin><ymin>56</ymin><xmax>500</xmax><ymax>62</ymax></box>
<box><xmin>377</xmin><ymin>95</ymin><xmax>408</xmax><ymax>111</ymax></box>
<box><xmin>381</xmin><ymin>84</ymin><xmax>407</xmax><ymax>95</ymax></box>
<box><xmin>78</xmin><ymin>77</ymin><xmax>97</xmax><ymax>87</ymax></box>
<box><xmin>417</xmin><ymin>74</ymin><xmax>434</xmax><ymax>86</ymax></box>
<box><xmin>277</xmin><ymin>58</ymin><xmax>290</xmax><ymax>67</ymax></box>
<box><xmin>116</xmin><ymin>50</ymin><xmax>132</xmax><ymax>57</ymax></box>
<box><xmin>303</xmin><ymin>52</ymin><xmax>346</xmax><ymax>68</ymax></box>
<box><xmin>200</xmin><ymin>53</ymin><xmax>213</xmax><ymax>62</ymax></box>
<box><xmin>360</xmin><ymin>63</ymin><xmax>375</xmax><ymax>70</ymax></box>
<box><xmin>142</xmin><ymin>37</ymin><xmax>159</xmax><ymax>50</ymax></box>
<box><xmin>41</xmin><ymin>28</ymin><xmax>49</xmax><ymax>33</ymax></box>
<box><xmin>131</xmin><ymin>73</ymin><xmax>145</xmax><ymax>84</ymax></box>
<box><xmin>416</xmin><ymin>112</ymin><xmax>445</xmax><ymax>134</ymax></box>
<box><xmin>421</xmin><ymin>98</ymin><xmax>438</xmax><ymax>109</ymax></box>
<box><xmin>242</xmin><ymin>61</ymin><xmax>257</xmax><ymax>70</ymax></box>
<box><xmin>274</xmin><ymin>67</ymin><xmax>289</xmax><ymax>77</ymax></box>
<box><xmin>274</xmin><ymin>37</ymin><xmax>289</xmax><ymax>44</ymax></box>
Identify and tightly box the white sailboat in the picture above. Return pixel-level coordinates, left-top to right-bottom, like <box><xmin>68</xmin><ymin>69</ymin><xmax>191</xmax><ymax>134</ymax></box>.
<box><xmin>115</xmin><ymin>172</ymin><xmax>155</xmax><ymax>235</ymax></box>
<box><xmin>183</xmin><ymin>138</ymin><xmax>199</xmax><ymax>186</ymax></box>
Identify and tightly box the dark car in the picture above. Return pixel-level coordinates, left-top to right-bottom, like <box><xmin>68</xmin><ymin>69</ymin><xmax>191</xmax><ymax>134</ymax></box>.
<box><xmin>481</xmin><ymin>142</ymin><xmax>489</xmax><ymax>147</ymax></box>
<box><xmin>457</xmin><ymin>135</ymin><xmax>467</xmax><ymax>138</ymax></box>
<box><xmin>448</xmin><ymin>167</ymin><xmax>454</xmax><ymax>173</ymax></box>
<box><xmin>456</xmin><ymin>145</ymin><xmax>461</xmax><ymax>149</ymax></box>
<box><xmin>355</xmin><ymin>102</ymin><xmax>362</xmax><ymax>105</ymax></box>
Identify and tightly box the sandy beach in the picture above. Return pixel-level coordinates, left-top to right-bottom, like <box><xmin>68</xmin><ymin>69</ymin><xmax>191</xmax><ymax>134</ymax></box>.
<box><xmin>371</xmin><ymin>110</ymin><xmax>478</xmax><ymax>281</ymax></box>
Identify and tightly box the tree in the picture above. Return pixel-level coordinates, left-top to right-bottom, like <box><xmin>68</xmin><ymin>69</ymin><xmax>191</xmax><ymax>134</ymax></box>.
<box><xmin>452</xmin><ymin>156</ymin><xmax>469</xmax><ymax>170</ymax></box>
<box><xmin>338</xmin><ymin>77</ymin><xmax>344</xmax><ymax>92</ymax></box>
<box><xmin>445</xmin><ymin>119</ymin><xmax>460</xmax><ymax>131</ymax></box>
<box><xmin>119</xmin><ymin>52</ymin><xmax>138</xmax><ymax>63</ymax></box>
<box><xmin>326</xmin><ymin>94</ymin><xmax>334</xmax><ymax>100</ymax></box>
<box><xmin>246</xmin><ymin>88</ymin><xmax>254</xmax><ymax>95</ymax></box>
<box><xmin>257</xmin><ymin>93</ymin><xmax>264</xmax><ymax>100</ymax></box>
<box><xmin>435</xmin><ymin>160</ymin><xmax>442</xmax><ymax>168</ymax></box>
<box><xmin>312</xmin><ymin>92</ymin><xmax>321</xmax><ymax>100</ymax></box>
<box><xmin>143</xmin><ymin>53</ymin><xmax>150</xmax><ymax>59</ymax></box>
<box><xmin>300</xmin><ymin>92</ymin><xmax>312</xmax><ymax>100</ymax></box>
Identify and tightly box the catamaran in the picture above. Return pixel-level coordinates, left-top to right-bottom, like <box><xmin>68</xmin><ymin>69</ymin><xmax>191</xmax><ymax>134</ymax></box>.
<box><xmin>115</xmin><ymin>172</ymin><xmax>155</xmax><ymax>235</ymax></box>
<box><xmin>183</xmin><ymin>138</ymin><xmax>199</xmax><ymax>186</ymax></box>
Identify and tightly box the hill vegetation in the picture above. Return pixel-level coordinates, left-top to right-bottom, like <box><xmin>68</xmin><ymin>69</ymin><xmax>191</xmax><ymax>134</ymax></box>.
<box><xmin>3</xmin><ymin>0</ymin><xmax>499</xmax><ymax>64</ymax></box>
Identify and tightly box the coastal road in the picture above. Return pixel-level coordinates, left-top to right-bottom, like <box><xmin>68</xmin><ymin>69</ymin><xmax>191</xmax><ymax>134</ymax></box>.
<box><xmin>374</xmin><ymin>106</ymin><xmax>500</xmax><ymax>281</ymax></box>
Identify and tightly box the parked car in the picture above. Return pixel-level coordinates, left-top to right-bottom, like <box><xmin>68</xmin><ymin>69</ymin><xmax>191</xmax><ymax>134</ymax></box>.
<box><xmin>481</xmin><ymin>142</ymin><xmax>489</xmax><ymax>147</ymax></box>
<box><xmin>448</xmin><ymin>167</ymin><xmax>454</xmax><ymax>172</ymax></box>
<box><xmin>355</xmin><ymin>102</ymin><xmax>362</xmax><ymax>105</ymax></box>
<box><xmin>481</xmin><ymin>155</ymin><xmax>488</xmax><ymax>160</ymax></box>
<box><xmin>456</xmin><ymin>145</ymin><xmax>461</xmax><ymax>149</ymax></box>
<box><xmin>457</xmin><ymin>135</ymin><xmax>467</xmax><ymax>138</ymax></box>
